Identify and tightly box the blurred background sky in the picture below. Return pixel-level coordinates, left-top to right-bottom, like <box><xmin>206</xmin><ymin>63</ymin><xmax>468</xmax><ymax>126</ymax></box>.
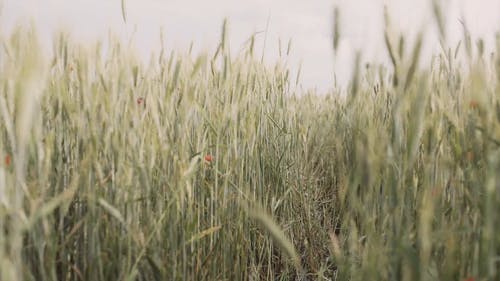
<box><xmin>1</xmin><ymin>0</ymin><xmax>499</xmax><ymax>93</ymax></box>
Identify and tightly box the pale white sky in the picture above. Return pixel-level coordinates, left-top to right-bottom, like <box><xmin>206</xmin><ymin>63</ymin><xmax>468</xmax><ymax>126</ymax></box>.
<box><xmin>1</xmin><ymin>0</ymin><xmax>499</xmax><ymax>92</ymax></box>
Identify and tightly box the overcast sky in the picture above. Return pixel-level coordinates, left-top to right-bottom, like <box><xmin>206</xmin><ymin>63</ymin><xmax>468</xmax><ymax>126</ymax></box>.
<box><xmin>1</xmin><ymin>0</ymin><xmax>499</xmax><ymax>92</ymax></box>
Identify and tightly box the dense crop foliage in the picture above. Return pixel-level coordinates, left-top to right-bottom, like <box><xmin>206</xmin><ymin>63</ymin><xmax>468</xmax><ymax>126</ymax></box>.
<box><xmin>0</xmin><ymin>17</ymin><xmax>499</xmax><ymax>281</ymax></box>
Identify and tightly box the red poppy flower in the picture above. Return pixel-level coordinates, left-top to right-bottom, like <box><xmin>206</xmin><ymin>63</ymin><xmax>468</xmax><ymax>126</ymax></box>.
<box><xmin>464</xmin><ymin>277</ymin><xmax>475</xmax><ymax>281</ymax></box>
<box><xmin>466</xmin><ymin>151</ymin><xmax>474</xmax><ymax>162</ymax></box>
<box><xmin>204</xmin><ymin>154</ymin><xmax>213</xmax><ymax>163</ymax></box>
<box><xmin>4</xmin><ymin>154</ymin><xmax>11</xmax><ymax>167</ymax></box>
<box><xmin>137</xmin><ymin>97</ymin><xmax>145</xmax><ymax>105</ymax></box>
<box><xmin>469</xmin><ymin>100</ymin><xmax>478</xmax><ymax>109</ymax></box>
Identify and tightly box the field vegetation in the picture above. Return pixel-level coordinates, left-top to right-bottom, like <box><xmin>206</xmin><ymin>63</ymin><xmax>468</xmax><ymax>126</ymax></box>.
<box><xmin>0</xmin><ymin>7</ymin><xmax>499</xmax><ymax>281</ymax></box>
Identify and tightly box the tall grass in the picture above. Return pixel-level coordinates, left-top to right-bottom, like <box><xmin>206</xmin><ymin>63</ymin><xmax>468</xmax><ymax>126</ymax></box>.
<box><xmin>0</xmin><ymin>12</ymin><xmax>499</xmax><ymax>281</ymax></box>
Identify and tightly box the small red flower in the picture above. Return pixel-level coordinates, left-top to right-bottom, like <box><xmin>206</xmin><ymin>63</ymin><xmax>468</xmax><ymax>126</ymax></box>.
<box><xmin>469</xmin><ymin>100</ymin><xmax>478</xmax><ymax>109</ymax></box>
<box><xmin>137</xmin><ymin>97</ymin><xmax>145</xmax><ymax>106</ymax></box>
<box><xmin>463</xmin><ymin>277</ymin><xmax>475</xmax><ymax>281</ymax></box>
<box><xmin>466</xmin><ymin>151</ymin><xmax>474</xmax><ymax>162</ymax></box>
<box><xmin>204</xmin><ymin>154</ymin><xmax>213</xmax><ymax>163</ymax></box>
<box><xmin>4</xmin><ymin>154</ymin><xmax>11</xmax><ymax>167</ymax></box>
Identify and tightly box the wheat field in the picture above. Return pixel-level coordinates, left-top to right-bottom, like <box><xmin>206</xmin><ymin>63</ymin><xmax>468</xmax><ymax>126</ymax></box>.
<box><xmin>0</xmin><ymin>9</ymin><xmax>499</xmax><ymax>281</ymax></box>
